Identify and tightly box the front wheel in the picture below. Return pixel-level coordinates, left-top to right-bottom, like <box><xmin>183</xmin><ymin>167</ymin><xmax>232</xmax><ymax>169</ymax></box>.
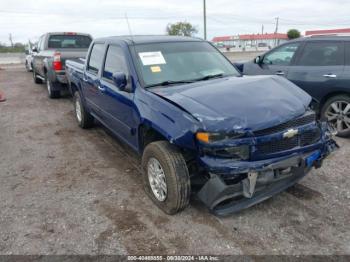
<box><xmin>142</xmin><ymin>141</ymin><xmax>191</xmax><ymax>215</ymax></box>
<box><xmin>321</xmin><ymin>95</ymin><xmax>350</xmax><ymax>138</ymax></box>
<box><xmin>25</xmin><ymin>61</ymin><xmax>31</xmax><ymax>72</ymax></box>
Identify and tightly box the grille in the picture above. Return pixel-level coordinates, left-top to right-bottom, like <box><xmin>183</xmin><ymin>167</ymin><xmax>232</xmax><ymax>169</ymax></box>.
<box><xmin>256</xmin><ymin>128</ymin><xmax>321</xmax><ymax>155</ymax></box>
<box><xmin>254</xmin><ymin>111</ymin><xmax>316</xmax><ymax>136</ymax></box>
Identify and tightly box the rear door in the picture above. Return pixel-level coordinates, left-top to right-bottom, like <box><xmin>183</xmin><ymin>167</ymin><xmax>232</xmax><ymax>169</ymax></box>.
<box><xmin>33</xmin><ymin>35</ymin><xmax>45</xmax><ymax>75</ymax></box>
<box><xmin>343</xmin><ymin>41</ymin><xmax>350</xmax><ymax>92</ymax></box>
<box><xmin>98</xmin><ymin>44</ymin><xmax>138</xmax><ymax>148</ymax></box>
<box><xmin>253</xmin><ymin>42</ymin><xmax>302</xmax><ymax>76</ymax></box>
<box><xmin>81</xmin><ymin>43</ymin><xmax>105</xmax><ymax>119</ymax></box>
<box><xmin>38</xmin><ymin>35</ymin><xmax>49</xmax><ymax>76</ymax></box>
<box><xmin>287</xmin><ymin>41</ymin><xmax>345</xmax><ymax>101</ymax></box>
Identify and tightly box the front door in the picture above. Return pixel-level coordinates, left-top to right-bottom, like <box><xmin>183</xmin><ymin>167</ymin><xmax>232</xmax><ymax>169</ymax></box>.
<box><xmin>98</xmin><ymin>44</ymin><xmax>138</xmax><ymax>149</ymax></box>
<box><xmin>258</xmin><ymin>42</ymin><xmax>302</xmax><ymax>77</ymax></box>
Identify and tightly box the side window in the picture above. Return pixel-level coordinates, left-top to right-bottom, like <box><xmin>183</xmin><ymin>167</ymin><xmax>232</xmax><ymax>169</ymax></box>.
<box><xmin>37</xmin><ymin>37</ymin><xmax>43</xmax><ymax>51</ymax></box>
<box><xmin>297</xmin><ymin>42</ymin><xmax>344</xmax><ymax>66</ymax></box>
<box><xmin>87</xmin><ymin>43</ymin><xmax>105</xmax><ymax>74</ymax></box>
<box><xmin>40</xmin><ymin>36</ymin><xmax>46</xmax><ymax>50</ymax></box>
<box><xmin>345</xmin><ymin>42</ymin><xmax>350</xmax><ymax>65</ymax></box>
<box><xmin>263</xmin><ymin>43</ymin><xmax>300</xmax><ymax>66</ymax></box>
<box><xmin>103</xmin><ymin>45</ymin><xmax>129</xmax><ymax>80</ymax></box>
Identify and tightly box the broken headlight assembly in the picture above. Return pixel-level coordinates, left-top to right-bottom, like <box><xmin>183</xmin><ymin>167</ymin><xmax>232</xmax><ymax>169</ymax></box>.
<box><xmin>202</xmin><ymin>145</ymin><xmax>250</xmax><ymax>160</ymax></box>
<box><xmin>196</xmin><ymin>132</ymin><xmax>249</xmax><ymax>160</ymax></box>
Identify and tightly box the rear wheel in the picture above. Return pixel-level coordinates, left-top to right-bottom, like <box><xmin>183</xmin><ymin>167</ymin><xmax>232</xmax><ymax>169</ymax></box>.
<box><xmin>142</xmin><ymin>141</ymin><xmax>191</xmax><ymax>215</ymax></box>
<box><xmin>45</xmin><ymin>74</ymin><xmax>60</xmax><ymax>99</ymax></box>
<box><xmin>74</xmin><ymin>91</ymin><xmax>94</xmax><ymax>128</ymax></box>
<box><xmin>33</xmin><ymin>70</ymin><xmax>42</xmax><ymax>84</ymax></box>
<box><xmin>321</xmin><ymin>95</ymin><xmax>350</xmax><ymax>137</ymax></box>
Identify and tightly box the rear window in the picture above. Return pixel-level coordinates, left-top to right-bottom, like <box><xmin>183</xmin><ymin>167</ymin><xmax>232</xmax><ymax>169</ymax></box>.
<box><xmin>48</xmin><ymin>35</ymin><xmax>92</xmax><ymax>49</ymax></box>
<box><xmin>88</xmin><ymin>43</ymin><xmax>105</xmax><ymax>74</ymax></box>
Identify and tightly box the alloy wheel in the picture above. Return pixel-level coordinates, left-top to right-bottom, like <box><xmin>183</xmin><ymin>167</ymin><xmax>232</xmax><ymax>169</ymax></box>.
<box><xmin>75</xmin><ymin>99</ymin><xmax>82</xmax><ymax>123</ymax></box>
<box><xmin>46</xmin><ymin>79</ymin><xmax>51</xmax><ymax>95</ymax></box>
<box><xmin>325</xmin><ymin>100</ymin><xmax>350</xmax><ymax>133</ymax></box>
<box><xmin>147</xmin><ymin>157</ymin><xmax>167</xmax><ymax>202</ymax></box>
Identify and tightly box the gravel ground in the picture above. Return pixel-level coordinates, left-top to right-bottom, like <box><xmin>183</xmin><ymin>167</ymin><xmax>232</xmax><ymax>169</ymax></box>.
<box><xmin>0</xmin><ymin>67</ymin><xmax>349</xmax><ymax>255</ymax></box>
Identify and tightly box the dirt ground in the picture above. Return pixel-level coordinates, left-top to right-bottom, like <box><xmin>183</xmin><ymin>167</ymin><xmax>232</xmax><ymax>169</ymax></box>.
<box><xmin>0</xmin><ymin>66</ymin><xmax>349</xmax><ymax>255</ymax></box>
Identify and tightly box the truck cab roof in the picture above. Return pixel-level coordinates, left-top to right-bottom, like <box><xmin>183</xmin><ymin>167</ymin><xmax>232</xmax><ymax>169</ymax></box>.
<box><xmin>93</xmin><ymin>35</ymin><xmax>203</xmax><ymax>45</ymax></box>
<box><xmin>288</xmin><ymin>35</ymin><xmax>350</xmax><ymax>43</ymax></box>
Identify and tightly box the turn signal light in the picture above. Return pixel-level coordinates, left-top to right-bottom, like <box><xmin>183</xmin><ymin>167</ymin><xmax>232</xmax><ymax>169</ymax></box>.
<box><xmin>196</xmin><ymin>132</ymin><xmax>210</xmax><ymax>143</ymax></box>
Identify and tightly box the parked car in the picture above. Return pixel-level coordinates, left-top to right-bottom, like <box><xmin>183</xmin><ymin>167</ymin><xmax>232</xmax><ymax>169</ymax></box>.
<box><xmin>66</xmin><ymin>36</ymin><xmax>337</xmax><ymax>216</ymax></box>
<box><xmin>32</xmin><ymin>32</ymin><xmax>92</xmax><ymax>98</ymax></box>
<box><xmin>235</xmin><ymin>35</ymin><xmax>350</xmax><ymax>137</ymax></box>
<box><xmin>24</xmin><ymin>44</ymin><xmax>34</xmax><ymax>72</ymax></box>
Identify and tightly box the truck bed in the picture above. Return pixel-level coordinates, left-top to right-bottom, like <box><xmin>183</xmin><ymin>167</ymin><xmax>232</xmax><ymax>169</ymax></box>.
<box><xmin>65</xmin><ymin>58</ymin><xmax>85</xmax><ymax>73</ymax></box>
<box><xmin>65</xmin><ymin>58</ymin><xmax>86</xmax><ymax>92</ymax></box>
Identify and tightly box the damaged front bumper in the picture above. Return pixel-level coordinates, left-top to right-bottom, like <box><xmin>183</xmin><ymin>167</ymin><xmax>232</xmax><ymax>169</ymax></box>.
<box><xmin>197</xmin><ymin>135</ymin><xmax>338</xmax><ymax>216</ymax></box>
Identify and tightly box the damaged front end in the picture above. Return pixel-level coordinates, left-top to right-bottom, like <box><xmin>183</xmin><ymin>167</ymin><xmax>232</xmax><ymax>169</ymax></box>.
<box><xmin>196</xmin><ymin>114</ymin><xmax>338</xmax><ymax>216</ymax></box>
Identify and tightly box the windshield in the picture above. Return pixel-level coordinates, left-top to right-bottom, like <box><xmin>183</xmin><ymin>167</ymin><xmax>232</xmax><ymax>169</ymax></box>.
<box><xmin>48</xmin><ymin>35</ymin><xmax>92</xmax><ymax>49</ymax></box>
<box><xmin>133</xmin><ymin>41</ymin><xmax>240</xmax><ymax>87</ymax></box>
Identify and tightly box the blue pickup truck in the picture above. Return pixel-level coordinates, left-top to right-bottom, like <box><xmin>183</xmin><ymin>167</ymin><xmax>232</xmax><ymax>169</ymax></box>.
<box><xmin>66</xmin><ymin>36</ymin><xmax>337</xmax><ymax>216</ymax></box>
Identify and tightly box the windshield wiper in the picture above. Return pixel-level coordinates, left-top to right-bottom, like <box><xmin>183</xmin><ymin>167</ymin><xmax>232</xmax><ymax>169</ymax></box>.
<box><xmin>193</xmin><ymin>73</ymin><xmax>224</xmax><ymax>81</ymax></box>
<box><xmin>145</xmin><ymin>74</ymin><xmax>225</xmax><ymax>88</ymax></box>
<box><xmin>146</xmin><ymin>80</ymin><xmax>195</xmax><ymax>88</ymax></box>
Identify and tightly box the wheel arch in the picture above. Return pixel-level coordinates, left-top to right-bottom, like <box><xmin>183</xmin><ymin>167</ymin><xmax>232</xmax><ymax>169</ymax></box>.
<box><xmin>138</xmin><ymin>123</ymin><xmax>168</xmax><ymax>153</ymax></box>
<box><xmin>320</xmin><ymin>91</ymin><xmax>350</xmax><ymax>113</ymax></box>
<box><xmin>70</xmin><ymin>81</ymin><xmax>79</xmax><ymax>96</ymax></box>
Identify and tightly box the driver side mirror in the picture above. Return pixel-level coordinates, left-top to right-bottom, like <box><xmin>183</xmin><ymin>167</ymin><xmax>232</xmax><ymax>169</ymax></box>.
<box><xmin>112</xmin><ymin>72</ymin><xmax>131</xmax><ymax>92</ymax></box>
<box><xmin>32</xmin><ymin>46</ymin><xmax>38</xmax><ymax>53</ymax></box>
<box><xmin>254</xmin><ymin>56</ymin><xmax>262</xmax><ymax>64</ymax></box>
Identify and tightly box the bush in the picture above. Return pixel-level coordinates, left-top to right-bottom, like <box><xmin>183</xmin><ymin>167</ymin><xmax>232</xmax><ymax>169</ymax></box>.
<box><xmin>287</xmin><ymin>29</ymin><xmax>301</xmax><ymax>40</ymax></box>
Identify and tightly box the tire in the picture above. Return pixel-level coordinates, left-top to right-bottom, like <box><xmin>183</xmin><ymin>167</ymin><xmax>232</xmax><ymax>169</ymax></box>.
<box><xmin>73</xmin><ymin>91</ymin><xmax>94</xmax><ymax>129</ymax></box>
<box><xmin>25</xmin><ymin>61</ymin><xmax>31</xmax><ymax>72</ymax></box>
<box><xmin>142</xmin><ymin>141</ymin><xmax>191</xmax><ymax>215</ymax></box>
<box><xmin>321</xmin><ymin>95</ymin><xmax>350</xmax><ymax>138</ymax></box>
<box><xmin>45</xmin><ymin>74</ymin><xmax>60</xmax><ymax>99</ymax></box>
<box><xmin>33</xmin><ymin>70</ymin><xmax>42</xmax><ymax>84</ymax></box>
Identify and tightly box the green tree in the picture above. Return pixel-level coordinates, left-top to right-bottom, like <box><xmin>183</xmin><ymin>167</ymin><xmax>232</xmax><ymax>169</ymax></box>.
<box><xmin>166</xmin><ymin>22</ymin><xmax>198</xmax><ymax>37</ymax></box>
<box><xmin>287</xmin><ymin>29</ymin><xmax>301</xmax><ymax>39</ymax></box>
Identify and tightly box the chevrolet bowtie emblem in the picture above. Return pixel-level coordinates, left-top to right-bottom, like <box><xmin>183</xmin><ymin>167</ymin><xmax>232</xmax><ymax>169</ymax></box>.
<box><xmin>283</xmin><ymin>129</ymin><xmax>299</xmax><ymax>139</ymax></box>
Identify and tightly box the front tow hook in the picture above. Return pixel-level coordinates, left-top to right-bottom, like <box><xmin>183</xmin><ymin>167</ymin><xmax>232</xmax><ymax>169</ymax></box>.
<box><xmin>242</xmin><ymin>172</ymin><xmax>258</xmax><ymax>198</ymax></box>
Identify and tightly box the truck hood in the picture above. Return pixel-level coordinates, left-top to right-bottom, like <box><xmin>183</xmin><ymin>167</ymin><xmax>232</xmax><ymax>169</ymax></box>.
<box><xmin>150</xmin><ymin>75</ymin><xmax>311</xmax><ymax>132</ymax></box>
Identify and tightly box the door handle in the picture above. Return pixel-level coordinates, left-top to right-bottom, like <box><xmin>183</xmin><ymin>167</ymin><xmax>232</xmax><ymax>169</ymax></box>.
<box><xmin>275</xmin><ymin>71</ymin><xmax>285</xmax><ymax>76</ymax></box>
<box><xmin>97</xmin><ymin>85</ymin><xmax>105</xmax><ymax>92</ymax></box>
<box><xmin>323</xmin><ymin>74</ymin><xmax>337</xmax><ymax>78</ymax></box>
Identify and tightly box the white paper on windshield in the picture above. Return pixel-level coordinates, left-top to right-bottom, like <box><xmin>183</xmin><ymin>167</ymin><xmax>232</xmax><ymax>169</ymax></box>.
<box><xmin>138</xmin><ymin>52</ymin><xmax>166</xmax><ymax>66</ymax></box>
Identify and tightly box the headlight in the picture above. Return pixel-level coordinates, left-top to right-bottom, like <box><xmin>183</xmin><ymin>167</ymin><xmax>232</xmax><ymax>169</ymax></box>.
<box><xmin>196</xmin><ymin>132</ymin><xmax>245</xmax><ymax>143</ymax></box>
<box><xmin>203</xmin><ymin>145</ymin><xmax>250</xmax><ymax>160</ymax></box>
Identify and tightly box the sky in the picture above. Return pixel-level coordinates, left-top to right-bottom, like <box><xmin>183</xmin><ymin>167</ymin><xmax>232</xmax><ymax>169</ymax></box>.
<box><xmin>1</xmin><ymin>0</ymin><xmax>350</xmax><ymax>44</ymax></box>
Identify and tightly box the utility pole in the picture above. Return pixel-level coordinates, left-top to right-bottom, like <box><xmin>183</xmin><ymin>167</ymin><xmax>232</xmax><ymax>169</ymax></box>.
<box><xmin>203</xmin><ymin>0</ymin><xmax>207</xmax><ymax>40</ymax></box>
<box><xmin>261</xmin><ymin>24</ymin><xmax>264</xmax><ymax>35</ymax></box>
<box><xmin>274</xmin><ymin>17</ymin><xmax>279</xmax><ymax>34</ymax></box>
<box><xmin>9</xmin><ymin>33</ymin><xmax>13</xmax><ymax>47</ymax></box>
<box><xmin>274</xmin><ymin>17</ymin><xmax>279</xmax><ymax>47</ymax></box>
